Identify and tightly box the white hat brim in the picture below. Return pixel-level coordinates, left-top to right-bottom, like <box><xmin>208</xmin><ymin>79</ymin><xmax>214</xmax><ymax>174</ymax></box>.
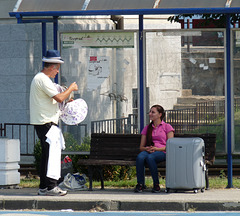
<box><xmin>42</xmin><ymin>57</ymin><xmax>64</xmax><ymax>64</ymax></box>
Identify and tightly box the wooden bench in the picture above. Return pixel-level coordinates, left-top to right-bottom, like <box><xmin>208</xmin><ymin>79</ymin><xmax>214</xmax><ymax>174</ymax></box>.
<box><xmin>78</xmin><ymin>133</ymin><xmax>216</xmax><ymax>191</ymax></box>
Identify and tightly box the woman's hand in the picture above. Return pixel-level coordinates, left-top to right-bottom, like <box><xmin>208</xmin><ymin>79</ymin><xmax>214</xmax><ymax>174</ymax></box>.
<box><xmin>145</xmin><ymin>146</ymin><xmax>153</xmax><ymax>153</ymax></box>
<box><xmin>146</xmin><ymin>146</ymin><xmax>155</xmax><ymax>153</ymax></box>
<box><xmin>147</xmin><ymin>146</ymin><xmax>166</xmax><ymax>153</ymax></box>
<box><xmin>151</xmin><ymin>146</ymin><xmax>157</xmax><ymax>152</ymax></box>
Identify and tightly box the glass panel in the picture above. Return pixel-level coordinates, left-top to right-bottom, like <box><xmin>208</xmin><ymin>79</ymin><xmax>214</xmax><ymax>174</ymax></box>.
<box><xmin>233</xmin><ymin>29</ymin><xmax>240</xmax><ymax>154</ymax></box>
<box><xmin>146</xmin><ymin>29</ymin><xmax>225</xmax><ymax>154</ymax></box>
<box><xmin>59</xmin><ymin>29</ymin><xmax>226</xmax><ymax>155</ymax></box>
<box><xmin>59</xmin><ymin>31</ymin><xmax>138</xmax><ymax>148</ymax></box>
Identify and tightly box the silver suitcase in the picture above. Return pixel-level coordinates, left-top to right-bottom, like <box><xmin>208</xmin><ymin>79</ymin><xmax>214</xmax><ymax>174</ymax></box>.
<box><xmin>165</xmin><ymin>137</ymin><xmax>205</xmax><ymax>193</ymax></box>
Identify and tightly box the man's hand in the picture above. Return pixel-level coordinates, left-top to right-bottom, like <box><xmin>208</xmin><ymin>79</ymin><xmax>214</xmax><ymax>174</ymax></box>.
<box><xmin>67</xmin><ymin>98</ymin><xmax>74</xmax><ymax>103</ymax></box>
<box><xmin>53</xmin><ymin>82</ymin><xmax>78</xmax><ymax>103</ymax></box>
<box><xmin>69</xmin><ymin>82</ymin><xmax>78</xmax><ymax>91</ymax></box>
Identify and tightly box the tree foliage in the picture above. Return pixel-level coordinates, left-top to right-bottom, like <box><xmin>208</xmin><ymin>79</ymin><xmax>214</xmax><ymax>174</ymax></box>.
<box><xmin>168</xmin><ymin>14</ymin><xmax>240</xmax><ymax>28</ymax></box>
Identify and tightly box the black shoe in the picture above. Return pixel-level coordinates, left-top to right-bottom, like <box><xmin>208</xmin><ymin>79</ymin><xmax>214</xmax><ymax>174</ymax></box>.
<box><xmin>134</xmin><ymin>184</ymin><xmax>143</xmax><ymax>193</ymax></box>
<box><xmin>152</xmin><ymin>184</ymin><xmax>160</xmax><ymax>193</ymax></box>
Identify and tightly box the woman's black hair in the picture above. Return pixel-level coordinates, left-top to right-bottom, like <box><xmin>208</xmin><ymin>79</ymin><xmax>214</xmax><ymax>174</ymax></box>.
<box><xmin>146</xmin><ymin>105</ymin><xmax>165</xmax><ymax>146</ymax></box>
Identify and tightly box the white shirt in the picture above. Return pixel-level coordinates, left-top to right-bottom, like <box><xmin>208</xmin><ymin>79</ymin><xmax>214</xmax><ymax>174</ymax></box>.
<box><xmin>29</xmin><ymin>72</ymin><xmax>60</xmax><ymax>125</ymax></box>
<box><xmin>46</xmin><ymin>125</ymin><xmax>65</xmax><ymax>180</ymax></box>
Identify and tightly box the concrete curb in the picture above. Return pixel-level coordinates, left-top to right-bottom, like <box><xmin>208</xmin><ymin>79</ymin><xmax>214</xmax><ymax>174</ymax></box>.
<box><xmin>0</xmin><ymin>188</ymin><xmax>240</xmax><ymax>212</ymax></box>
<box><xmin>1</xmin><ymin>200</ymin><xmax>240</xmax><ymax>212</ymax></box>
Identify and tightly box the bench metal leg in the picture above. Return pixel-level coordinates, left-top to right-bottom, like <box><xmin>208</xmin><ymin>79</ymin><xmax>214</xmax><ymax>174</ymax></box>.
<box><xmin>97</xmin><ymin>166</ymin><xmax>104</xmax><ymax>190</ymax></box>
<box><xmin>88</xmin><ymin>166</ymin><xmax>93</xmax><ymax>191</ymax></box>
<box><xmin>87</xmin><ymin>166</ymin><xmax>105</xmax><ymax>190</ymax></box>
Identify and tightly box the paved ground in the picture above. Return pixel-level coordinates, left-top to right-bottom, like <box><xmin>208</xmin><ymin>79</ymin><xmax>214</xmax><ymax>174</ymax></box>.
<box><xmin>0</xmin><ymin>187</ymin><xmax>240</xmax><ymax>212</ymax></box>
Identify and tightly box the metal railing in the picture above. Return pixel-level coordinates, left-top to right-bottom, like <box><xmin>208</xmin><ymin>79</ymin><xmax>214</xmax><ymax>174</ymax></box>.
<box><xmin>2</xmin><ymin>97</ymin><xmax>240</xmax><ymax>156</ymax></box>
<box><xmin>165</xmin><ymin>97</ymin><xmax>240</xmax><ymax>133</ymax></box>
<box><xmin>1</xmin><ymin>123</ymin><xmax>37</xmax><ymax>156</ymax></box>
<box><xmin>0</xmin><ymin>123</ymin><xmax>88</xmax><ymax>156</ymax></box>
<box><xmin>196</xmin><ymin>100</ymin><xmax>225</xmax><ymax>124</ymax></box>
<box><xmin>61</xmin><ymin>123</ymin><xmax>88</xmax><ymax>145</ymax></box>
<box><xmin>196</xmin><ymin>97</ymin><xmax>240</xmax><ymax>124</ymax></box>
<box><xmin>165</xmin><ymin>108</ymin><xmax>197</xmax><ymax>133</ymax></box>
<box><xmin>90</xmin><ymin>100</ymin><xmax>228</xmax><ymax>135</ymax></box>
<box><xmin>0</xmin><ymin>123</ymin><xmax>3</xmax><ymax>136</ymax></box>
<box><xmin>91</xmin><ymin>114</ymin><xmax>138</xmax><ymax>134</ymax></box>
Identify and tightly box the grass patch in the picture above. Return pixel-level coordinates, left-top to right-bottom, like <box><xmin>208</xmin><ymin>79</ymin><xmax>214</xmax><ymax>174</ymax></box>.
<box><xmin>19</xmin><ymin>178</ymin><xmax>40</xmax><ymax>188</ymax></box>
<box><xmin>20</xmin><ymin>175</ymin><xmax>240</xmax><ymax>189</ymax></box>
<box><xmin>208</xmin><ymin>176</ymin><xmax>240</xmax><ymax>189</ymax></box>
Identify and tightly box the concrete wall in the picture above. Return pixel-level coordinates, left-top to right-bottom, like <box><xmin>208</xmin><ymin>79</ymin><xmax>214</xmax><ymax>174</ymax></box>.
<box><xmin>124</xmin><ymin>15</ymin><xmax>181</xmax><ymax>111</ymax></box>
<box><xmin>0</xmin><ymin>23</ymin><xmax>42</xmax><ymax>123</ymax></box>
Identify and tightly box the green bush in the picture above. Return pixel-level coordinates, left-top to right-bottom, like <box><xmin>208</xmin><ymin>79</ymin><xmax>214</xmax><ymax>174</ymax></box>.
<box><xmin>63</xmin><ymin>134</ymin><xmax>91</xmax><ymax>173</ymax></box>
<box><xmin>63</xmin><ymin>132</ymin><xmax>91</xmax><ymax>152</ymax></box>
<box><xmin>34</xmin><ymin>132</ymin><xmax>136</xmax><ymax>181</ymax></box>
<box><xmin>184</xmin><ymin>110</ymin><xmax>240</xmax><ymax>153</ymax></box>
<box><xmin>103</xmin><ymin>165</ymin><xmax>136</xmax><ymax>181</ymax></box>
<box><xmin>33</xmin><ymin>133</ymin><xmax>91</xmax><ymax>174</ymax></box>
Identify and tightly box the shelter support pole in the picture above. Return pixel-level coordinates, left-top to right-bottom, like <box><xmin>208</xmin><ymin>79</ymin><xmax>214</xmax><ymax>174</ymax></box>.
<box><xmin>42</xmin><ymin>22</ymin><xmax>47</xmax><ymax>68</ymax></box>
<box><xmin>138</xmin><ymin>15</ymin><xmax>146</xmax><ymax>132</ymax></box>
<box><xmin>53</xmin><ymin>17</ymin><xmax>59</xmax><ymax>83</ymax></box>
<box><xmin>53</xmin><ymin>17</ymin><xmax>58</xmax><ymax>50</ymax></box>
<box><xmin>225</xmin><ymin>14</ymin><xmax>233</xmax><ymax>188</ymax></box>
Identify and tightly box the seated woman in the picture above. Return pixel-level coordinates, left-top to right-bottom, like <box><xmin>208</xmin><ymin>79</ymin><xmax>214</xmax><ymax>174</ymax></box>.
<box><xmin>134</xmin><ymin>104</ymin><xmax>174</xmax><ymax>193</ymax></box>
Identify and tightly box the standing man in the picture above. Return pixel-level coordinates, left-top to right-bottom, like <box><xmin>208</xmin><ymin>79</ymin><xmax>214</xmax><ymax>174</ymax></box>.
<box><xmin>30</xmin><ymin>50</ymin><xmax>78</xmax><ymax>196</ymax></box>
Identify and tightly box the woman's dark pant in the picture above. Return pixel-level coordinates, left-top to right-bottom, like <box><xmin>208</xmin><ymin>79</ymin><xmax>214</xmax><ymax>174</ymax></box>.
<box><xmin>34</xmin><ymin>123</ymin><xmax>57</xmax><ymax>190</ymax></box>
<box><xmin>136</xmin><ymin>151</ymin><xmax>166</xmax><ymax>185</ymax></box>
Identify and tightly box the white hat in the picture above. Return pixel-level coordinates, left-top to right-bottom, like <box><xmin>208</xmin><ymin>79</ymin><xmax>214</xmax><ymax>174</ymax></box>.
<box><xmin>42</xmin><ymin>50</ymin><xmax>64</xmax><ymax>64</ymax></box>
<box><xmin>60</xmin><ymin>99</ymin><xmax>88</xmax><ymax>125</ymax></box>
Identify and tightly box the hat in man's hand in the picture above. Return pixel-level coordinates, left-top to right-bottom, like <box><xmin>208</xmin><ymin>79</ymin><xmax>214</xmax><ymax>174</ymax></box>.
<box><xmin>42</xmin><ymin>50</ymin><xmax>64</xmax><ymax>64</ymax></box>
<box><xmin>60</xmin><ymin>98</ymin><xmax>88</xmax><ymax>125</ymax></box>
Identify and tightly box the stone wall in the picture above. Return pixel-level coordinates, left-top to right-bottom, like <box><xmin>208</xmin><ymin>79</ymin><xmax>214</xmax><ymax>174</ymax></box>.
<box><xmin>182</xmin><ymin>50</ymin><xmax>225</xmax><ymax>96</ymax></box>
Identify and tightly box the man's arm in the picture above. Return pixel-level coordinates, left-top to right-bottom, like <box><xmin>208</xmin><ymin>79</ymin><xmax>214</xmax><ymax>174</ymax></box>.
<box><xmin>53</xmin><ymin>82</ymin><xmax>78</xmax><ymax>103</ymax></box>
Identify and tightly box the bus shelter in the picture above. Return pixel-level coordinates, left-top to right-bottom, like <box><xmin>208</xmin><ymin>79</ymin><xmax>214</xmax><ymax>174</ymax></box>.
<box><xmin>9</xmin><ymin>0</ymin><xmax>240</xmax><ymax>188</ymax></box>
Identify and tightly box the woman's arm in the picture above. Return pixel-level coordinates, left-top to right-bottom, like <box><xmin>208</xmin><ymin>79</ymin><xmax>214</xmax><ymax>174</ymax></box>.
<box><xmin>139</xmin><ymin>134</ymin><xmax>153</xmax><ymax>153</ymax></box>
<box><xmin>139</xmin><ymin>135</ymin><xmax>147</xmax><ymax>152</ymax></box>
<box><xmin>167</xmin><ymin>131</ymin><xmax>174</xmax><ymax>139</ymax></box>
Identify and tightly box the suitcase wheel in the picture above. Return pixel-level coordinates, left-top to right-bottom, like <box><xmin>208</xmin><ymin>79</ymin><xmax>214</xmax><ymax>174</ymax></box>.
<box><xmin>201</xmin><ymin>188</ymin><xmax>205</xmax><ymax>193</ymax></box>
<box><xmin>165</xmin><ymin>188</ymin><xmax>170</xmax><ymax>193</ymax></box>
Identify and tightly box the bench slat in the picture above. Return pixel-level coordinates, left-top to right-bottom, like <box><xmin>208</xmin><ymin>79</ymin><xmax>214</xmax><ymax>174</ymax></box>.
<box><xmin>78</xmin><ymin>159</ymin><xmax>136</xmax><ymax>166</ymax></box>
<box><xmin>78</xmin><ymin>159</ymin><xmax>166</xmax><ymax>167</ymax></box>
<box><xmin>90</xmin><ymin>134</ymin><xmax>140</xmax><ymax>161</ymax></box>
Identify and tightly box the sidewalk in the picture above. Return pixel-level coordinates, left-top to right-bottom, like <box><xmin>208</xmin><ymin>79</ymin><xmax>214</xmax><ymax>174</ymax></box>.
<box><xmin>0</xmin><ymin>187</ymin><xmax>240</xmax><ymax>212</ymax></box>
